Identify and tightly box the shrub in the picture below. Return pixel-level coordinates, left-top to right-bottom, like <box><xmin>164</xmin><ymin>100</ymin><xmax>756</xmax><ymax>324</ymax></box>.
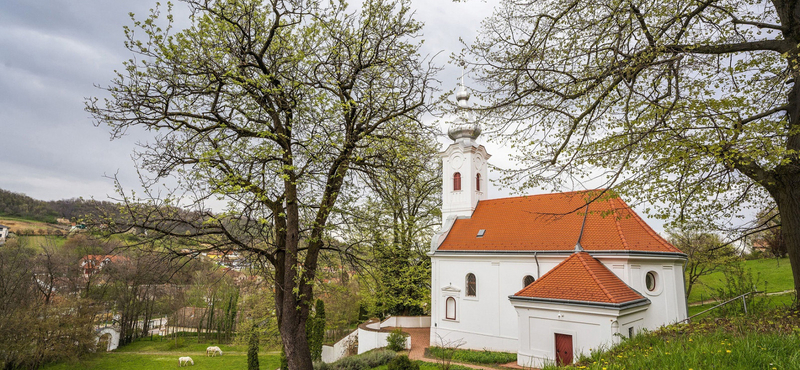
<box><xmin>427</xmin><ymin>347</ymin><xmax>516</xmax><ymax>365</ymax></box>
<box><xmin>387</xmin><ymin>355</ymin><xmax>419</xmax><ymax>370</ymax></box>
<box><xmin>314</xmin><ymin>349</ymin><xmax>396</xmax><ymax>370</ymax></box>
<box><xmin>386</xmin><ymin>328</ymin><xmax>407</xmax><ymax>351</ymax></box>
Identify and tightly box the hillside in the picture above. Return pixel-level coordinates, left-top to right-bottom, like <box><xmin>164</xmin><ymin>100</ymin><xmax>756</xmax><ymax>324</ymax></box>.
<box><xmin>0</xmin><ymin>188</ymin><xmax>117</xmax><ymax>224</ymax></box>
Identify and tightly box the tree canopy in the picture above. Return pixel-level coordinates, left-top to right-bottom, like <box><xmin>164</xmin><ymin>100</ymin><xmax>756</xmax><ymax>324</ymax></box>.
<box><xmin>87</xmin><ymin>0</ymin><xmax>438</xmax><ymax>367</ymax></box>
<box><xmin>463</xmin><ymin>0</ymin><xmax>800</xmax><ymax>301</ymax></box>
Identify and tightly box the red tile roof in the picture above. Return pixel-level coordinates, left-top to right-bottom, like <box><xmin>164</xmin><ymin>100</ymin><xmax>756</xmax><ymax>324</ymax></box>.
<box><xmin>438</xmin><ymin>190</ymin><xmax>681</xmax><ymax>253</ymax></box>
<box><xmin>514</xmin><ymin>252</ymin><xmax>646</xmax><ymax>305</ymax></box>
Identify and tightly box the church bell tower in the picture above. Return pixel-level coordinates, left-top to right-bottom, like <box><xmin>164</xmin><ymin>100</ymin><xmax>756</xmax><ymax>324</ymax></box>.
<box><xmin>440</xmin><ymin>82</ymin><xmax>490</xmax><ymax>225</ymax></box>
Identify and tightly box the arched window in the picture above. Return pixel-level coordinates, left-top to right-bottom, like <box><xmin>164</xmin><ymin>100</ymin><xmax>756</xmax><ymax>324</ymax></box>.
<box><xmin>453</xmin><ymin>172</ymin><xmax>462</xmax><ymax>191</ymax></box>
<box><xmin>466</xmin><ymin>273</ymin><xmax>476</xmax><ymax>297</ymax></box>
<box><xmin>476</xmin><ymin>173</ymin><xmax>481</xmax><ymax>191</ymax></box>
<box><xmin>445</xmin><ymin>297</ymin><xmax>456</xmax><ymax>320</ymax></box>
<box><xmin>523</xmin><ymin>275</ymin><xmax>535</xmax><ymax>287</ymax></box>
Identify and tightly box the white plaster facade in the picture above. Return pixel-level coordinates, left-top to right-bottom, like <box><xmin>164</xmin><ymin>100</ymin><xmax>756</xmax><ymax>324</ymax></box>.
<box><xmin>0</xmin><ymin>224</ymin><xmax>9</xmax><ymax>245</ymax></box>
<box><xmin>429</xmin><ymin>253</ymin><xmax>688</xmax><ymax>357</ymax></box>
<box><xmin>439</xmin><ymin>141</ymin><xmax>490</xmax><ymax>223</ymax></box>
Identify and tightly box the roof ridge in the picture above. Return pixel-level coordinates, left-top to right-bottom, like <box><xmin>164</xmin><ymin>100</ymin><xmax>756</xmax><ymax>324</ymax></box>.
<box><xmin>615</xmin><ymin>197</ymin><xmax>679</xmax><ymax>252</ymax></box>
<box><xmin>576</xmin><ymin>253</ymin><xmax>615</xmax><ymax>302</ymax></box>
<box><xmin>477</xmin><ymin>190</ymin><xmax>609</xmax><ymax>203</ymax></box>
<box><xmin>513</xmin><ymin>253</ymin><xmax>579</xmax><ymax>296</ymax></box>
<box><xmin>611</xmin><ymin>198</ymin><xmax>630</xmax><ymax>250</ymax></box>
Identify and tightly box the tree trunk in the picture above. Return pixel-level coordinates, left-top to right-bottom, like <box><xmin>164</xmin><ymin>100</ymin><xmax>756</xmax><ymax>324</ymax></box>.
<box><xmin>775</xmin><ymin>178</ymin><xmax>800</xmax><ymax>308</ymax></box>
<box><xmin>276</xmin><ymin>176</ymin><xmax>314</xmax><ymax>370</ymax></box>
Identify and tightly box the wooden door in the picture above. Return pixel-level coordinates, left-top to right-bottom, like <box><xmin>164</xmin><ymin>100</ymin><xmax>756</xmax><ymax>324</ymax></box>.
<box><xmin>555</xmin><ymin>333</ymin><xmax>573</xmax><ymax>366</ymax></box>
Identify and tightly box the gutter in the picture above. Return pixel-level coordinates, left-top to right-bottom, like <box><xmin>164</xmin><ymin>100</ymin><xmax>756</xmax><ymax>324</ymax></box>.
<box><xmin>432</xmin><ymin>250</ymin><xmax>687</xmax><ymax>259</ymax></box>
<box><xmin>508</xmin><ymin>295</ymin><xmax>651</xmax><ymax>310</ymax></box>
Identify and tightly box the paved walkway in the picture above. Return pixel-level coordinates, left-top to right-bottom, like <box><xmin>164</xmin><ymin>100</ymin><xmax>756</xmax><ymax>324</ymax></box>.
<box><xmin>391</xmin><ymin>327</ymin><xmax>533</xmax><ymax>370</ymax></box>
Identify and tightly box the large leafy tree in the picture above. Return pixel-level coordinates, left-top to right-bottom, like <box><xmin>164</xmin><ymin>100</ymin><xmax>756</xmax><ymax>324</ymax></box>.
<box><xmin>462</xmin><ymin>0</ymin><xmax>800</xmax><ymax>302</ymax></box>
<box><xmin>86</xmin><ymin>0</ymin><xmax>436</xmax><ymax>367</ymax></box>
<box><xmin>342</xmin><ymin>135</ymin><xmax>440</xmax><ymax>317</ymax></box>
<box><xmin>667</xmin><ymin>227</ymin><xmax>737</xmax><ymax>299</ymax></box>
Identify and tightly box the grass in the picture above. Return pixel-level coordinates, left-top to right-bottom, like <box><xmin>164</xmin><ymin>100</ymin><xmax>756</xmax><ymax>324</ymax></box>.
<box><xmin>41</xmin><ymin>336</ymin><xmax>281</xmax><ymax>370</ymax></box>
<box><xmin>370</xmin><ymin>360</ymin><xmax>474</xmax><ymax>370</ymax></box>
<box><xmin>688</xmin><ymin>258</ymin><xmax>794</xmax><ymax>304</ymax></box>
<box><xmin>42</xmin><ymin>352</ymin><xmax>280</xmax><ymax>370</ymax></box>
<box><xmin>426</xmin><ymin>347</ymin><xmax>516</xmax><ymax>365</ymax></box>
<box><xmin>688</xmin><ymin>292</ymin><xmax>797</xmax><ymax>318</ymax></box>
<box><xmin>548</xmin><ymin>309</ymin><xmax>800</xmax><ymax>370</ymax></box>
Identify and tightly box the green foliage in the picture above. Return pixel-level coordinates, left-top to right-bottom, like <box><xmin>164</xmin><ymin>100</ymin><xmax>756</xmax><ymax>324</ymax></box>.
<box><xmin>688</xmin><ymin>257</ymin><xmax>795</xmax><ymax>304</ymax></box>
<box><xmin>0</xmin><ymin>188</ymin><xmax>117</xmax><ymax>224</ymax></box>
<box><xmin>307</xmin><ymin>299</ymin><xmax>326</xmax><ymax>361</ymax></box>
<box><xmin>88</xmin><ymin>0</ymin><xmax>438</xmax><ymax>366</ymax></box>
<box><xmin>313</xmin><ymin>349</ymin><xmax>396</xmax><ymax>370</ymax></box>
<box><xmin>667</xmin><ymin>226</ymin><xmax>738</xmax><ymax>299</ymax></box>
<box><xmin>427</xmin><ymin>347</ymin><xmax>516</xmax><ymax>365</ymax></box>
<box><xmin>386</xmin><ymin>329</ymin><xmax>407</xmax><ymax>352</ymax></box>
<box><xmin>710</xmin><ymin>261</ymin><xmax>767</xmax><ymax>316</ymax></box>
<box><xmin>0</xmin><ymin>240</ymin><xmax>99</xmax><ymax>369</ymax></box>
<box><xmin>248</xmin><ymin>327</ymin><xmax>260</xmax><ymax>370</ymax></box>
<box><xmin>387</xmin><ymin>355</ymin><xmax>419</xmax><ymax>370</ymax></box>
<box><xmin>545</xmin><ymin>310</ymin><xmax>800</xmax><ymax>369</ymax></box>
<box><xmin>462</xmin><ymin>0</ymin><xmax>800</xmax><ymax>306</ymax></box>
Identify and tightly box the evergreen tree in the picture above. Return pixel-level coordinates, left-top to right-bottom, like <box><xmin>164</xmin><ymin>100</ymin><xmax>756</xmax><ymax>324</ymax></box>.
<box><xmin>310</xmin><ymin>299</ymin><xmax>326</xmax><ymax>361</ymax></box>
<box><xmin>247</xmin><ymin>327</ymin><xmax>260</xmax><ymax>370</ymax></box>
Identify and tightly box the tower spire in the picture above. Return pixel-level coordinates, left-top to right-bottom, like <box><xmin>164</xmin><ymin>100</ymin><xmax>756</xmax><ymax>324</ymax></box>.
<box><xmin>448</xmin><ymin>72</ymin><xmax>481</xmax><ymax>141</ymax></box>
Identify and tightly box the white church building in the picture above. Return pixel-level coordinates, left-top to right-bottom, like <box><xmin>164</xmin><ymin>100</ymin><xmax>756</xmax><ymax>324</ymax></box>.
<box><xmin>428</xmin><ymin>85</ymin><xmax>688</xmax><ymax>367</ymax></box>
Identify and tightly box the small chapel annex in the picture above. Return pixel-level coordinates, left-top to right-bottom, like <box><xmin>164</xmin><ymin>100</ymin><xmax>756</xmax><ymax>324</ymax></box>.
<box><xmin>428</xmin><ymin>85</ymin><xmax>688</xmax><ymax>367</ymax></box>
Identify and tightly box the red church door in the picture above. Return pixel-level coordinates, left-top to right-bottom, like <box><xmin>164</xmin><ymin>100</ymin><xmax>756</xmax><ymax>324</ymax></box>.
<box><xmin>555</xmin><ymin>333</ymin><xmax>573</xmax><ymax>366</ymax></box>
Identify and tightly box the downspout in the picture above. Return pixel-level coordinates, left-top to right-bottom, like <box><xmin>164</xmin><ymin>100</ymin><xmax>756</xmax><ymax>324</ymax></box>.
<box><xmin>682</xmin><ymin>259</ymin><xmax>689</xmax><ymax>322</ymax></box>
<box><xmin>534</xmin><ymin>252</ymin><xmax>540</xmax><ymax>279</ymax></box>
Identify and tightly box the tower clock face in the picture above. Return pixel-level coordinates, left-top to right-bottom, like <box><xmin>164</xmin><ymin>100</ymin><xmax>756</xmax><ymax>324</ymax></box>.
<box><xmin>451</xmin><ymin>154</ymin><xmax>463</xmax><ymax>170</ymax></box>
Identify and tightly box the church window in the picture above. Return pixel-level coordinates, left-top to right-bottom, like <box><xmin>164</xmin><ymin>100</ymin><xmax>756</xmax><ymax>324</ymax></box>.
<box><xmin>523</xmin><ymin>275</ymin><xmax>535</xmax><ymax>287</ymax></box>
<box><xmin>476</xmin><ymin>173</ymin><xmax>481</xmax><ymax>191</ymax></box>
<box><xmin>466</xmin><ymin>273</ymin><xmax>476</xmax><ymax>296</ymax></box>
<box><xmin>445</xmin><ymin>297</ymin><xmax>456</xmax><ymax>320</ymax></box>
<box><xmin>646</xmin><ymin>271</ymin><xmax>657</xmax><ymax>291</ymax></box>
<box><xmin>453</xmin><ymin>172</ymin><xmax>462</xmax><ymax>191</ymax></box>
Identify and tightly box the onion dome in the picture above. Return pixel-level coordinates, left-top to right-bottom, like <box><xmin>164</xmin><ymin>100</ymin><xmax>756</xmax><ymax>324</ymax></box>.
<box><xmin>447</xmin><ymin>84</ymin><xmax>482</xmax><ymax>141</ymax></box>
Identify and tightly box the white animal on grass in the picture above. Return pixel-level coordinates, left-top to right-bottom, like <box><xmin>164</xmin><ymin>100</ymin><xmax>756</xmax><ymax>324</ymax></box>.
<box><xmin>178</xmin><ymin>356</ymin><xmax>194</xmax><ymax>366</ymax></box>
<box><xmin>206</xmin><ymin>346</ymin><xmax>223</xmax><ymax>357</ymax></box>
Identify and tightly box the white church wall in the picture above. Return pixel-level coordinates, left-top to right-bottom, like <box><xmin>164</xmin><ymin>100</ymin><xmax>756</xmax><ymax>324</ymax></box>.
<box><xmin>513</xmin><ymin>300</ymin><xmax>648</xmax><ymax>368</ymax></box>
<box><xmin>596</xmin><ymin>256</ymin><xmax>688</xmax><ymax>329</ymax></box>
<box><xmin>430</xmin><ymin>254</ymin><xmax>566</xmax><ymax>352</ymax></box>
<box><xmin>430</xmin><ymin>253</ymin><xmax>688</xmax><ymax>355</ymax></box>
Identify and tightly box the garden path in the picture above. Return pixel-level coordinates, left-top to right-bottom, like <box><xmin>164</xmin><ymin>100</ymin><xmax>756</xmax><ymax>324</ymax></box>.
<box><xmin>393</xmin><ymin>327</ymin><xmax>533</xmax><ymax>370</ymax></box>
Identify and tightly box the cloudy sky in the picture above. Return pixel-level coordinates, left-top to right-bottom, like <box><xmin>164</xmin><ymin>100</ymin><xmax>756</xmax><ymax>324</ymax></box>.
<box><xmin>0</xmin><ymin>0</ymin><xmax>497</xmax><ymax>198</ymax></box>
<box><xmin>0</xmin><ymin>0</ymin><xmax>669</xmax><ymax>231</ymax></box>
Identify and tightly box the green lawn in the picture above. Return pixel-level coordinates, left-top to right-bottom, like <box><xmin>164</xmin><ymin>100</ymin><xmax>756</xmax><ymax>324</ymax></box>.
<box><xmin>687</xmin><ymin>257</ymin><xmax>794</xmax><ymax>304</ymax></box>
<box><xmin>42</xmin><ymin>352</ymin><xmax>280</xmax><ymax>370</ymax></box>
<box><xmin>688</xmin><ymin>292</ymin><xmax>797</xmax><ymax>318</ymax></box>
<box><xmin>42</xmin><ymin>336</ymin><xmax>281</xmax><ymax>370</ymax></box>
